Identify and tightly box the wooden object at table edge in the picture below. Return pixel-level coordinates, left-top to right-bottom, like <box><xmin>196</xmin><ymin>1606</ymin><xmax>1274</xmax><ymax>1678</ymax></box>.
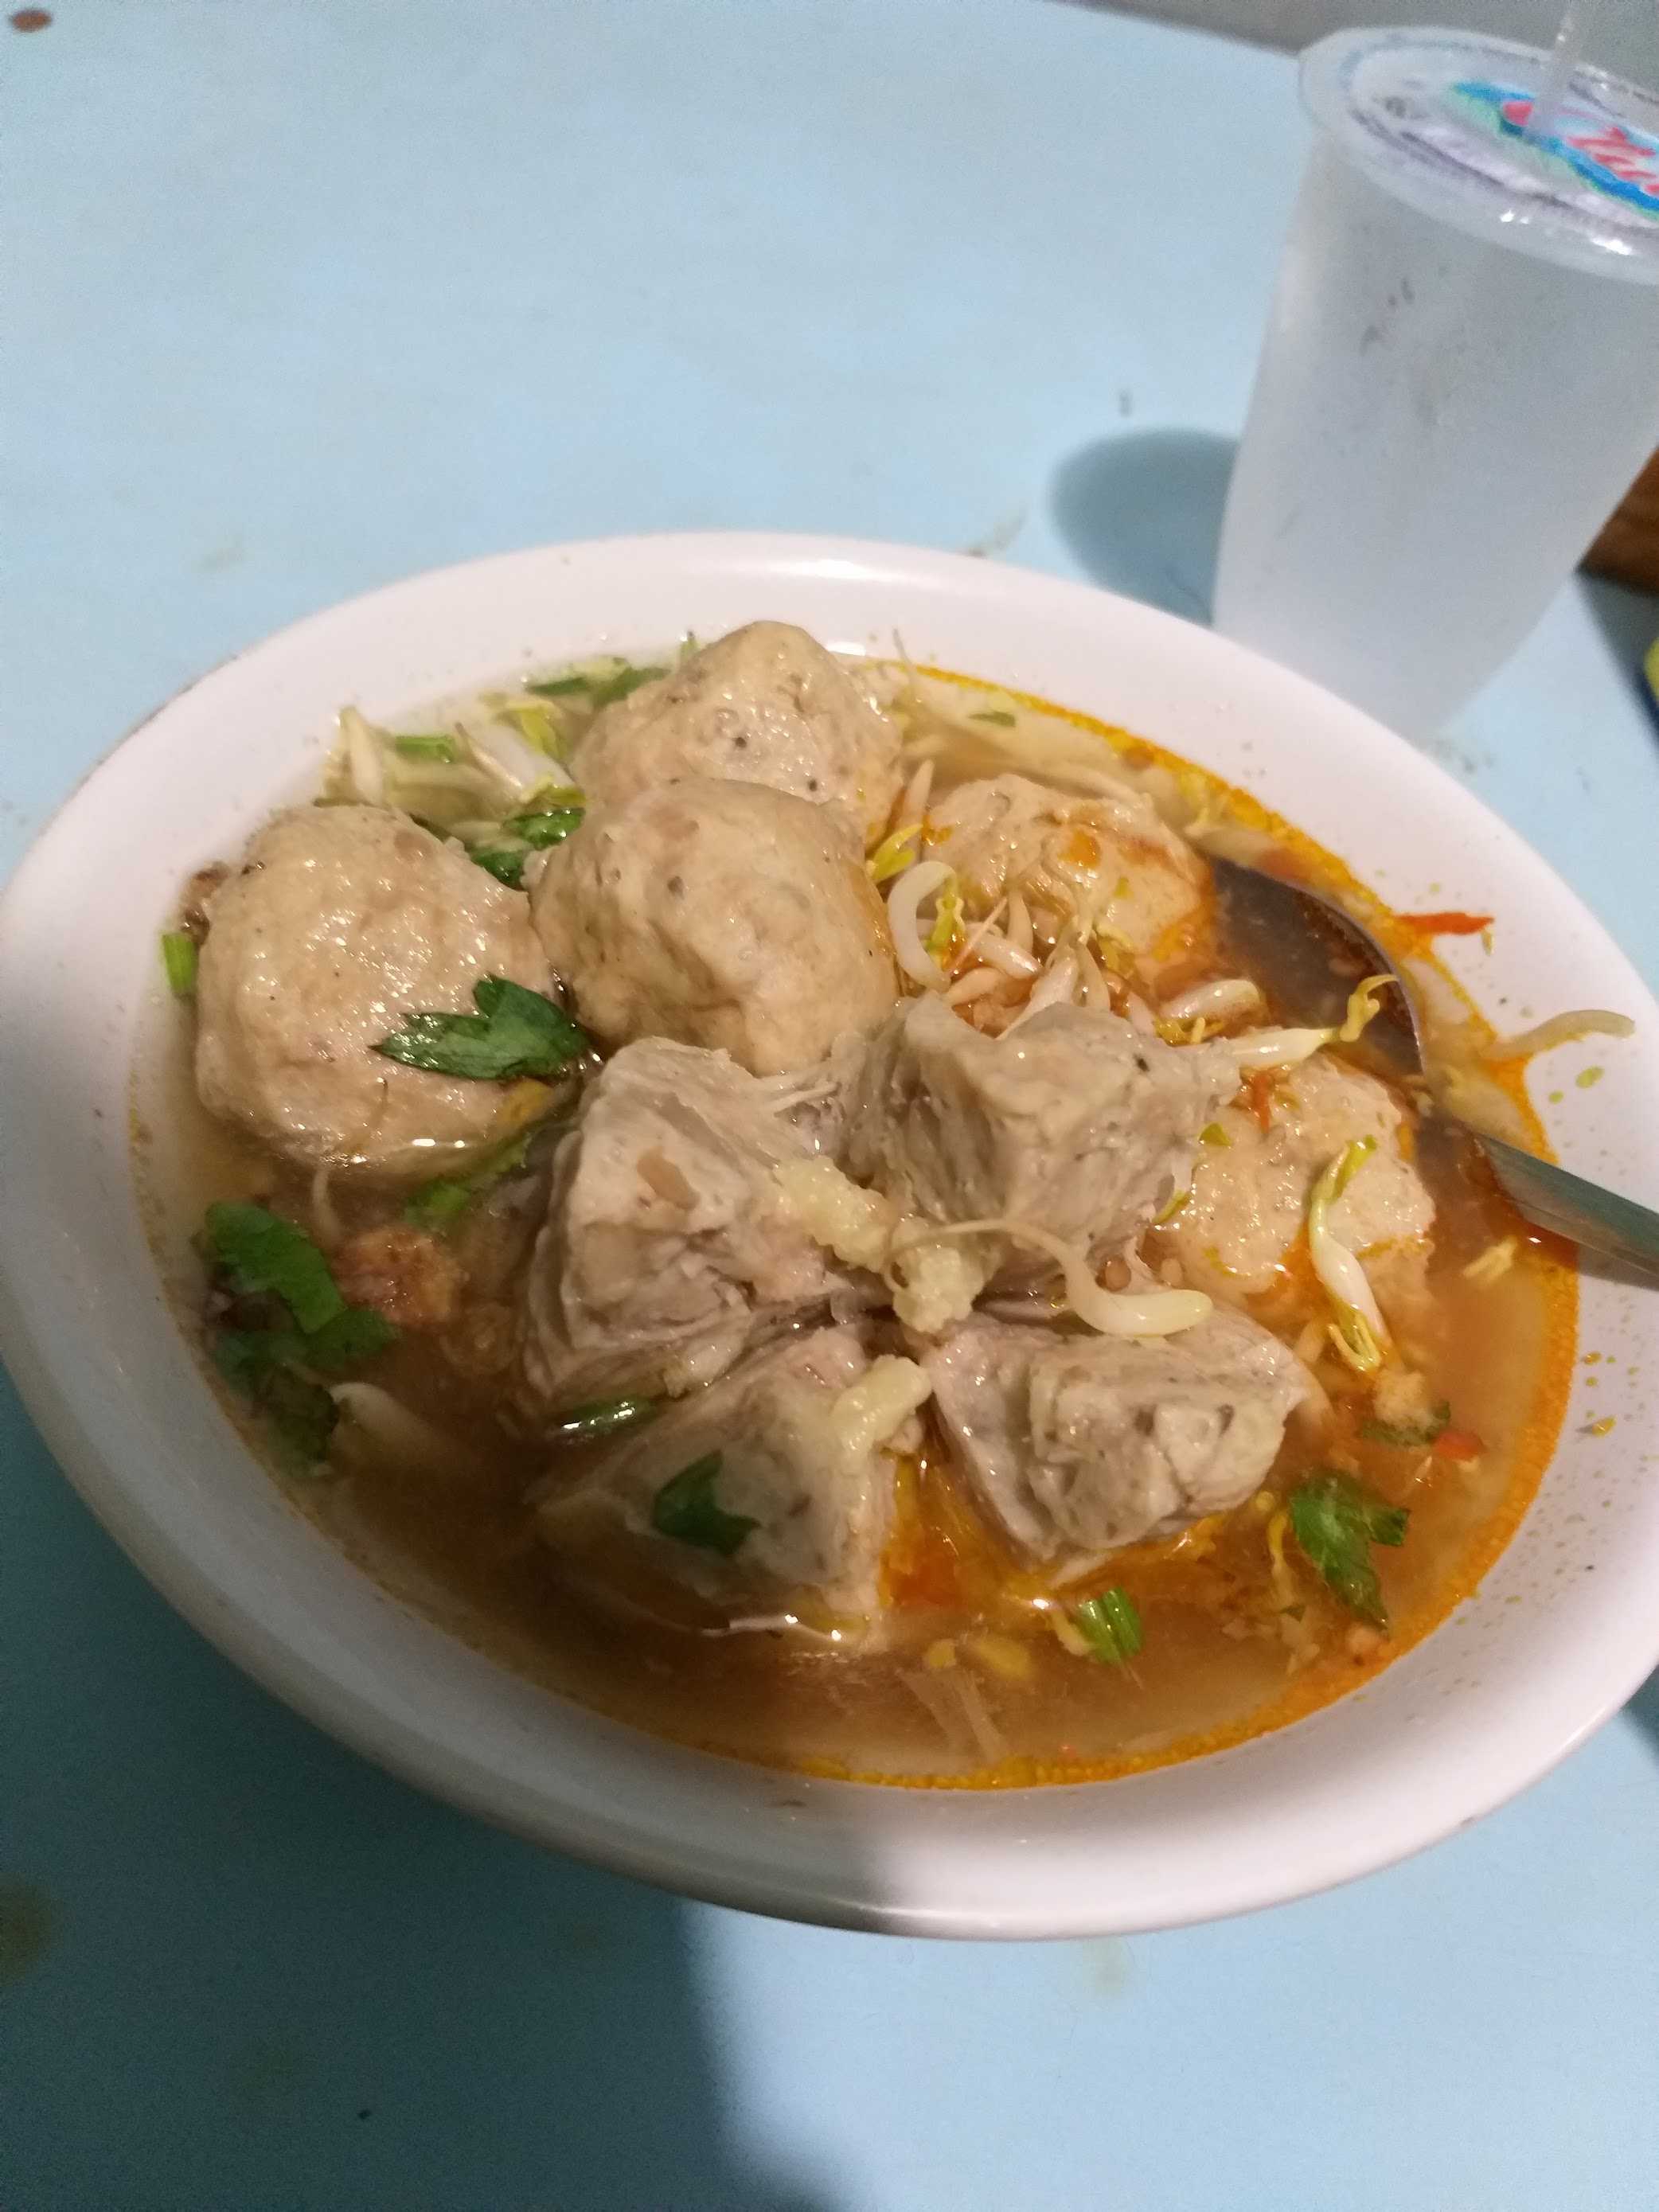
<box><xmin>1584</xmin><ymin>448</ymin><xmax>1659</xmax><ymax>595</ymax></box>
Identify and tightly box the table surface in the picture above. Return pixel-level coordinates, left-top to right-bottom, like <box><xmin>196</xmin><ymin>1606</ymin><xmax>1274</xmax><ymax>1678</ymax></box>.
<box><xmin>6</xmin><ymin>5</ymin><xmax>1659</xmax><ymax>2207</ymax></box>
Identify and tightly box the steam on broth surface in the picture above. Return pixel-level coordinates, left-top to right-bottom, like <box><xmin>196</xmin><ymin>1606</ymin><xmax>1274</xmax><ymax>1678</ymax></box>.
<box><xmin>138</xmin><ymin>622</ymin><xmax>1575</xmax><ymax>1785</ymax></box>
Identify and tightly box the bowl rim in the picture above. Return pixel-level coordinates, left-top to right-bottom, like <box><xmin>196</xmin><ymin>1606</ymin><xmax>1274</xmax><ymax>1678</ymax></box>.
<box><xmin>5</xmin><ymin>527</ymin><xmax>1658</xmax><ymax>1939</ymax></box>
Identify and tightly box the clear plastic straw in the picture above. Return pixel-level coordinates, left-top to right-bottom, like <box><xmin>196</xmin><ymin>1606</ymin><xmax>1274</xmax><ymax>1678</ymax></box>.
<box><xmin>1524</xmin><ymin>0</ymin><xmax>1588</xmax><ymax>148</ymax></box>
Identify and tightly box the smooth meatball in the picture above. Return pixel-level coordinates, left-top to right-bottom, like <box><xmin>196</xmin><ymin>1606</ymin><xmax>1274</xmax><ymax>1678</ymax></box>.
<box><xmin>195</xmin><ymin>805</ymin><xmax>550</xmax><ymax>1180</ymax></box>
<box><xmin>571</xmin><ymin>622</ymin><xmax>903</xmax><ymax>838</ymax></box>
<box><xmin>530</xmin><ymin>779</ymin><xmax>900</xmax><ymax>1075</ymax></box>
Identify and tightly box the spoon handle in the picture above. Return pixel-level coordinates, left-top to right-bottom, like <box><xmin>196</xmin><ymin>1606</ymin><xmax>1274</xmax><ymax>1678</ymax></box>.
<box><xmin>1473</xmin><ymin>1129</ymin><xmax>1659</xmax><ymax>1283</ymax></box>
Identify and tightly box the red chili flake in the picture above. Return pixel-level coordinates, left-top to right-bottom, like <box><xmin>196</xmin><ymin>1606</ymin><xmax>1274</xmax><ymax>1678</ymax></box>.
<box><xmin>10</xmin><ymin>9</ymin><xmax>53</xmax><ymax>28</ymax></box>
<box><xmin>1432</xmin><ymin>1427</ymin><xmax>1484</xmax><ymax>1463</ymax></box>
<box><xmin>1244</xmin><ymin>1069</ymin><xmax>1276</xmax><ymax>1131</ymax></box>
<box><xmin>1397</xmin><ymin>910</ymin><xmax>1493</xmax><ymax>937</ymax></box>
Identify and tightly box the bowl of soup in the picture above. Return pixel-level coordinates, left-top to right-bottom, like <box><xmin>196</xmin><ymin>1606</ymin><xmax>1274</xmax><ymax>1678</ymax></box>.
<box><xmin>2</xmin><ymin>533</ymin><xmax>1656</xmax><ymax>1937</ymax></box>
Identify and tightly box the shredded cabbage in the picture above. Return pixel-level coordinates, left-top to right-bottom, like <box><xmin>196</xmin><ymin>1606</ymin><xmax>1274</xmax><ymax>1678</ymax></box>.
<box><xmin>1481</xmin><ymin>1009</ymin><xmax>1634</xmax><ymax>1063</ymax></box>
<box><xmin>331</xmin><ymin>705</ymin><xmax>542</xmax><ymax>834</ymax></box>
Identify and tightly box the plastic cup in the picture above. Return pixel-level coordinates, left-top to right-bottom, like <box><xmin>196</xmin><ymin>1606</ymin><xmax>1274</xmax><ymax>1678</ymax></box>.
<box><xmin>1213</xmin><ymin>29</ymin><xmax>1659</xmax><ymax>732</ymax></box>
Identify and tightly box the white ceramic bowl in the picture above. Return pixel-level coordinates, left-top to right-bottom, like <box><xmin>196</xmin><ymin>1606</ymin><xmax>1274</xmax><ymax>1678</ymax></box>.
<box><xmin>3</xmin><ymin>533</ymin><xmax>1657</xmax><ymax>1939</ymax></box>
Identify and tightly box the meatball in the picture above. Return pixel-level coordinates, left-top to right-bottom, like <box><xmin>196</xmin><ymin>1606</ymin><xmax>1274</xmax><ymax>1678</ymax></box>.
<box><xmin>331</xmin><ymin>1223</ymin><xmax>463</xmax><ymax>1331</ymax></box>
<box><xmin>537</xmin><ymin>1326</ymin><xmax>925</xmax><ymax>1627</ymax></box>
<box><xmin>571</xmin><ymin>622</ymin><xmax>903</xmax><ymax>838</ymax></box>
<box><xmin>530</xmin><ymin>779</ymin><xmax>900</xmax><ymax>1076</ymax></box>
<box><xmin>927</xmin><ymin>772</ymin><xmax>1209</xmax><ymax>981</ymax></box>
<box><xmin>1163</xmin><ymin>1055</ymin><xmax>1435</xmax><ymax>1300</ymax></box>
<box><xmin>515</xmin><ymin>1035</ymin><xmax>858</xmax><ymax>1415</ymax></box>
<box><xmin>924</xmin><ymin>1311</ymin><xmax>1309</xmax><ymax>1573</ymax></box>
<box><xmin>195</xmin><ymin>805</ymin><xmax>551</xmax><ymax>1180</ymax></box>
<box><xmin>843</xmin><ymin>994</ymin><xmax>1240</xmax><ymax>1304</ymax></box>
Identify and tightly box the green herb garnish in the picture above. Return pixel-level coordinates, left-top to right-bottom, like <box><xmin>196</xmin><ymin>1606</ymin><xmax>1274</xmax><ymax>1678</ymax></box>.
<box><xmin>205</xmin><ymin>1211</ymin><xmax>397</xmax><ymax>1465</ymax></box>
<box><xmin>470</xmin><ymin>846</ymin><xmax>529</xmax><ymax>889</ymax></box>
<box><xmin>403</xmin><ymin>1128</ymin><xmax>536</xmax><ymax>1232</ymax></box>
<box><xmin>1072</xmin><ymin>1587</ymin><xmax>1143</xmax><ymax>1665</ymax></box>
<box><xmin>301</xmin><ymin>1305</ymin><xmax>400</xmax><ymax>1372</ymax></box>
<box><xmin>1287</xmin><ymin>1471</ymin><xmax>1408</xmax><ymax>1628</ymax></box>
<box><xmin>527</xmin><ymin>673</ymin><xmax>593</xmax><ymax>698</ymax></box>
<box><xmin>374</xmin><ymin>977</ymin><xmax>591</xmax><ymax>1082</ymax></box>
<box><xmin>243</xmin><ymin>1363</ymin><xmax>340</xmax><ymax>1465</ymax></box>
<box><xmin>403</xmin><ymin>1180</ymin><xmax>474</xmax><ymax>1232</ymax></box>
<box><xmin>587</xmin><ymin>661</ymin><xmax>667</xmax><ymax>710</ymax></box>
<box><xmin>549</xmin><ymin>1396</ymin><xmax>662</xmax><ymax>1445</ymax></box>
<box><xmin>1360</xmin><ymin>1401</ymin><xmax>1451</xmax><ymax>1449</ymax></box>
<box><xmin>504</xmin><ymin>805</ymin><xmax>584</xmax><ymax>849</ymax></box>
<box><xmin>392</xmin><ymin>733</ymin><xmax>459</xmax><ymax>763</ymax></box>
<box><xmin>650</xmin><ymin>1452</ymin><xmax>757</xmax><ymax>1556</ymax></box>
<box><xmin>160</xmin><ymin>930</ymin><xmax>198</xmax><ymax>997</ymax></box>
<box><xmin>970</xmin><ymin>708</ymin><xmax>1017</xmax><ymax>728</ymax></box>
<box><xmin>204</xmin><ymin>1202</ymin><xmax>345</xmax><ymax>1333</ymax></box>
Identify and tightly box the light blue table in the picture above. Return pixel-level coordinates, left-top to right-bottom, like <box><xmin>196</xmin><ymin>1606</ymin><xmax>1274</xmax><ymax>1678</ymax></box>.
<box><xmin>6</xmin><ymin>6</ymin><xmax>1658</xmax><ymax>2206</ymax></box>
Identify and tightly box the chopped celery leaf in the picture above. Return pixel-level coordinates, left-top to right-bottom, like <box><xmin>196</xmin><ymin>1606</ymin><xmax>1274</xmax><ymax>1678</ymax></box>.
<box><xmin>505</xmin><ymin>806</ymin><xmax>584</xmax><ymax>848</ymax></box>
<box><xmin>251</xmin><ymin>1364</ymin><xmax>340</xmax><ymax>1465</ymax></box>
<box><xmin>650</xmin><ymin>1453</ymin><xmax>756</xmax><ymax>1555</ymax></box>
<box><xmin>1288</xmin><ymin>1471</ymin><xmax>1408</xmax><ymax>1628</ymax></box>
<box><xmin>470</xmin><ymin>846</ymin><xmax>528</xmax><ymax>889</ymax></box>
<box><xmin>375</xmin><ymin>978</ymin><xmax>590</xmax><ymax>1081</ymax></box>
<box><xmin>204</xmin><ymin>1202</ymin><xmax>344</xmax><ymax>1333</ymax></box>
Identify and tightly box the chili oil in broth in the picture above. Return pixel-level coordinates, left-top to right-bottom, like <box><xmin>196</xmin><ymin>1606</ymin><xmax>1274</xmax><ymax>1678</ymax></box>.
<box><xmin>135</xmin><ymin>661</ymin><xmax>1575</xmax><ymax>1787</ymax></box>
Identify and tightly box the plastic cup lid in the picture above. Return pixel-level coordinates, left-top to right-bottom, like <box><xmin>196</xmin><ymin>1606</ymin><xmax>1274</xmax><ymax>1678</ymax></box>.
<box><xmin>1301</xmin><ymin>27</ymin><xmax>1659</xmax><ymax>282</ymax></box>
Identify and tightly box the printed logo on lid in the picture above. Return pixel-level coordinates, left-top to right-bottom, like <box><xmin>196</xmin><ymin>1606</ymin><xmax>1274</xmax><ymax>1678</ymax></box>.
<box><xmin>1450</xmin><ymin>79</ymin><xmax>1659</xmax><ymax>217</ymax></box>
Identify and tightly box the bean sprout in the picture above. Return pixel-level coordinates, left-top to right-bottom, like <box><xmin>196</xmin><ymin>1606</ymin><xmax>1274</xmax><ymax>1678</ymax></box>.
<box><xmin>946</xmin><ymin>967</ymin><xmax>1004</xmax><ymax>1007</ymax></box>
<box><xmin>886</xmin><ymin>860</ymin><xmax>956</xmax><ymax>989</ymax></box>
<box><xmin>889</xmin><ymin>1217</ymin><xmax>1212</xmax><ymax>1337</ymax></box>
<box><xmin>1161</xmin><ymin>977</ymin><xmax>1263</xmax><ymax>1025</ymax></box>
<box><xmin>974</xmin><ymin>927</ymin><xmax>1042</xmax><ymax>979</ymax></box>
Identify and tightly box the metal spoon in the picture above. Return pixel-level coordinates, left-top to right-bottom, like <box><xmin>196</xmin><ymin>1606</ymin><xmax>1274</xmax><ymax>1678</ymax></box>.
<box><xmin>1209</xmin><ymin>854</ymin><xmax>1659</xmax><ymax>1283</ymax></box>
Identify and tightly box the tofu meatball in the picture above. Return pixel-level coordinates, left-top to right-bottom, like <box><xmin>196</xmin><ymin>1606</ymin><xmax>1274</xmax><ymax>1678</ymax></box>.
<box><xmin>195</xmin><ymin>805</ymin><xmax>551</xmax><ymax>1180</ymax></box>
<box><xmin>530</xmin><ymin>779</ymin><xmax>900</xmax><ymax>1076</ymax></box>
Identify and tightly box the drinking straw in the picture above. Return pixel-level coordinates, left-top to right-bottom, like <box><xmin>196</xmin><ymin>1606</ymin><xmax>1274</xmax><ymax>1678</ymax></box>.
<box><xmin>1521</xmin><ymin>0</ymin><xmax>1608</xmax><ymax>148</ymax></box>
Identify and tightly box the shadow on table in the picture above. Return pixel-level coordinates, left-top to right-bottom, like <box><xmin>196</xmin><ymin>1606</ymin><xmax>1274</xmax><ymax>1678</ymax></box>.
<box><xmin>1622</xmin><ymin>1666</ymin><xmax>1659</xmax><ymax>1763</ymax></box>
<box><xmin>1049</xmin><ymin>427</ymin><xmax>1237</xmax><ymax>625</ymax></box>
<box><xmin>0</xmin><ymin>1372</ymin><xmax>834</xmax><ymax>2212</ymax></box>
<box><xmin>1578</xmin><ymin>572</ymin><xmax>1659</xmax><ymax>725</ymax></box>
